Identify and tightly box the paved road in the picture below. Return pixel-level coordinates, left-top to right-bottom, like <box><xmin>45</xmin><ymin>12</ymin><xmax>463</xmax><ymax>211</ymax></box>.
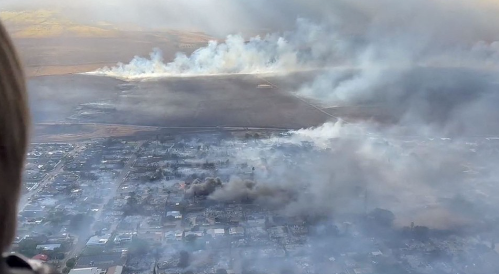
<box><xmin>59</xmin><ymin>141</ymin><xmax>143</xmax><ymax>270</ymax></box>
<box><xmin>36</xmin><ymin>122</ymin><xmax>293</xmax><ymax>132</ymax></box>
<box><xmin>256</xmin><ymin>75</ymin><xmax>341</xmax><ymax>121</ymax></box>
<box><xmin>19</xmin><ymin>144</ymin><xmax>86</xmax><ymax>212</ymax></box>
<box><xmin>91</xmin><ymin>140</ymin><xmax>143</xmax><ymax>231</ymax></box>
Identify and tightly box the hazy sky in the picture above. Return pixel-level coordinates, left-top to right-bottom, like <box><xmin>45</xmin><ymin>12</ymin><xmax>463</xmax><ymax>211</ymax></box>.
<box><xmin>11</xmin><ymin>0</ymin><xmax>499</xmax><ymax>254</ymax></box>
<box><xmin>2</xmin><ymin>0</ymin><xmax>499</xmax><ymax>39</ymax></box>
<box><xmin>0</xmin><ymin>0</ymin><xmax>306</xmax><ymax>35</ymax></box>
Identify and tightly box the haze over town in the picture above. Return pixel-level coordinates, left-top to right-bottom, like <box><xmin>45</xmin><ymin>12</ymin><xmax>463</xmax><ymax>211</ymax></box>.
<box><xmin>4</xmin><ymin>1</ymin><xmax>499</xmax><ymax>274</ymax></box>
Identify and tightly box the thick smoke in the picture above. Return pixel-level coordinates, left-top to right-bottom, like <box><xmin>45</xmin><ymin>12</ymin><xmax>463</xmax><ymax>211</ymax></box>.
<box><xmin>22</xmin><ymin>0</ymin><xmax>499</xmax><ymax>272</ymax></box>
<box><xmin>185</xmin><ymin>177</ymin><xmax>222</xmax><ymax>197</ymax></box>
<box><xmin>0</xmin><ymin>0</ymin><xmax>304</xmax><ymax>35</ymax></box>
<box><xmin>292</xmin><ymin>3</ymin><xmax>499</xmax><ymax>90</ymax></box>
<box><xmin>186</xmin><ymin>176</ymin><xmax>295</xmax><ymax>207</ymax></box>
<box><xmin>87</xmin><ymin>0</ymin><xmax>499</xmax><ymax>82</ymax></box>
<box><xmin>207</xmin><ymin>121</ymin><xmax>492</xmax><ymax>230</ymax></box>
<box><xmin>297</xmin><ymin>67</ymin><xmax>499</xmax><ymax>136</ymax></box>
<box><xmin>208</xmin><ymin>177</ymin><xmax>295</xmax><ymax>208</ymax></box>
<box><xmin>290</xmin><ymin>0</ymin><xmax>499</xmax><ymax>137</ymax></box>
<box><xmin>86</xmin><ymin>0</ymin><xmax>499</xmax><ymax>230</ymax></box>
<box><xmin>87</xmin><ymin>19</ymin><xmax>342</xmax><ymax>79</ymax></box>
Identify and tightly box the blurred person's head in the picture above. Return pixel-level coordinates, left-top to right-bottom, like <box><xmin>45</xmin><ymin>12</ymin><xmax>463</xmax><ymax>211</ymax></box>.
<box><xmin>0</xmin><ymin>20</ymin><xmax>30</xmax><ymax>252</ymax></box>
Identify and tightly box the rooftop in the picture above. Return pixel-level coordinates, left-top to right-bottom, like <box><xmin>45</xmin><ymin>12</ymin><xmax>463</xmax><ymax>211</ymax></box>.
<box><xmin>86</xmin><ymin>233</ymin><xmax>112</xmax><ymax>246</ymax></box>
<box><xmin>105</xmin><ymin>266</ymin><xmax>123</xmax><ymax>274</ymax></box>
<box><xmin>69</xmin><ymin>268</ymin><xmax>101</xmax><ymax>274</ymax></box>
<box><xmin>36</xmin><ymin>243</ymin><xmax>61</xmax><ymax>251</ymax></box>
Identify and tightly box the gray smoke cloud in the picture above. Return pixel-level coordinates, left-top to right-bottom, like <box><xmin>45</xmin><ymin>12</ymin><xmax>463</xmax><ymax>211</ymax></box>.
<box><xmin>185</xmin><ymin>177</ymin><xmax>222</xmax><ymax>198</ymax></box>
<box><xmin>86</xmin><ymin>0</ymin><xmax>499</xmax><ymax>82</ymax></box>
<box><xmin>288</xmin><ymin>0</ymin><xmax>499</xmax><ymax>137</ymax></box>
<box><xmin>208</xmin><ymin>177</ymin><xmax>295</xmax><ymax>208</ymax></box>
<box><xmin>297</xmin><ymin>67</ymin><xmax>499</xmax><ymax>136</ymax></box>
<box><xmin>207</xmin><ymin>121</ymin><xmax>494</xmax><ymax>230</ymax></box>
<box><xmin>15</xmin><ymin>0</ymin><xmax>499</xmax><ymax>272</ymax></box>
<box><xmin>0</xmin><ymin>0</ymin><xmax>302</xmax><ymax>35</ymax></box>
<box><xmin>86</xmin><ymin>19</ymin><xmax>341</xmax><ymax>79</ymax></box>
<box><xmin>22</xmin><ymin>0</ymin><xmax>499</xmax><ymax>233</ymax></box>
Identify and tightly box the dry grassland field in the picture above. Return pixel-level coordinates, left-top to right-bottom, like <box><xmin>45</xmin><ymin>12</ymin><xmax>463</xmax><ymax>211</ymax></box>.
<box><xmin>4</xmin><ymin>8</ymin><xmax>497</xmax><ymax>140</ymax></box>
<box><xmin>8</xmin><ymin>3</ymin><xmax>499</xmax><ymax>274</ymax></box>
<box><xmin>0</xmin><ymin>9</ymin><xmax>338</xmax><ymax>140</ymax></box>
<box><xmin>1</xmin><ymin>10</ymin><xmax>214</xmax><ymax>77</ymax></box>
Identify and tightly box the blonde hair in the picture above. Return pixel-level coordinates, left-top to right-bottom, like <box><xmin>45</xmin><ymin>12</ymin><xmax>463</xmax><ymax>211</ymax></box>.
<box><xmin>0</xmin><ymin>20</ymin><xmax>30</xmax><ymax>251</ymax></box>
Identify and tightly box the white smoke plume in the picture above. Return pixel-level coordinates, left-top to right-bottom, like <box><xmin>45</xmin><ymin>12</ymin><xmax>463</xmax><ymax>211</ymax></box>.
<box><xmin>85</xmin><ymin>0</ymin><xmax>499</xmax><ymax>229</ymax></box>
<box><xmin>86</xmin><ymin>0</ymin><xmax>499</xmax><ymax>82</ymax></box>
<box><xmin>209</xmin><ymin>120</ymin><xmax>494</xmax><ymax>230</ymax></box>
<box><xmin>86</xmin><ymin>19</ymin><xmax>342</xmax><ymax>79</ymax></box>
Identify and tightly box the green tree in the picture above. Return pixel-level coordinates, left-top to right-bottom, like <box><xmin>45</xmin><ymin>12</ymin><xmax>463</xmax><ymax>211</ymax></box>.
<box><xmin>18</xmin><ymin>239</ymin><xmax>39</xmax><ymax>258</ymax></box>
<box><xmin>62</xmin><ymin>268</ymin><xmax>70</xmax><ymax>274</ymax></box>
<box><xmin>55</xmin><ymin>253</ymin><xmax>65</xmax><ymax>260</ymax></box>
<box><xmin>66</xmin><ymin>258</ymin><xmax>76</xmax><ymax>268</ymax></box>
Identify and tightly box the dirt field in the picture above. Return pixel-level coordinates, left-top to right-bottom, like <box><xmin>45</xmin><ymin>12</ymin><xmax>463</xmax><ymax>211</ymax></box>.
<box><xmin>28</xmin><ymin>73</ymin><xmax>334</xmax><ymax>130</ymax></box>
<box><xmin>2</xmin><ymin>9</ymin><xmax>395</xmax><ymax>140</ymax></box>
<box><xmin>1</xmin><ymin>10</ymin><xmax>216</xmax><ymax>77</ymax></box>
<box><xmin>33</xmin><ymin>123</ymin><xmax>158</xmax><ymax>142</ymax></box>
<box><xmin>15</xmin><ymin>34</ymin><xmax>208</xmax><ymax>77</ymax></box>
<box><xmin>3</xmin><ymin>12</ymin><xmax>339</xmax><ymax>136</ymax></box>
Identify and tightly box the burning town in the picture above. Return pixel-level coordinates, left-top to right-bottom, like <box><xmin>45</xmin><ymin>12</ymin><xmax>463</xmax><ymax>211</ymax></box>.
<box><xmin>3</xmin><ymin>0</ymin><xmax>499</xmax><ymax>274</ymax></box>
